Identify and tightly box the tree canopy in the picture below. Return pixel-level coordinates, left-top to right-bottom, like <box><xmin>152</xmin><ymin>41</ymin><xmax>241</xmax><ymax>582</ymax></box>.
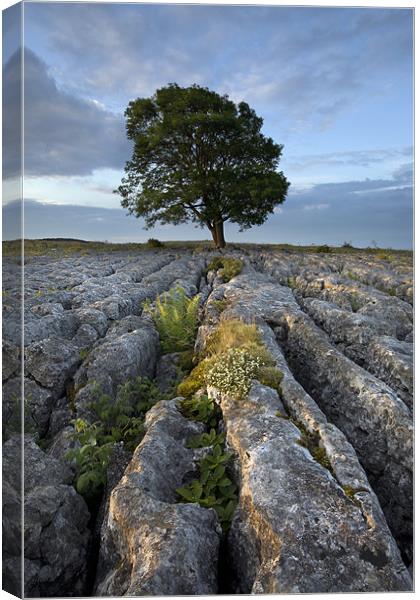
<box><xmin>117</xmin><ymin>84</ymin><xmax>290</xmax><ymax>248</ymax></box>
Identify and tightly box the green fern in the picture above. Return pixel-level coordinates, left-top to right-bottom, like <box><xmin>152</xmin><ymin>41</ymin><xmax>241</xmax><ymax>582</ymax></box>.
<box><xmin>145</xmin><ymin>286</ymin><xmax>200</xmax><ymax>353</ymax></box>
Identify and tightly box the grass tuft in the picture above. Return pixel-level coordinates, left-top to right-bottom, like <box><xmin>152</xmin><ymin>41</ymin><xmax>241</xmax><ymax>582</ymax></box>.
<box><xmin>207</xmin><ymin>257</ymin><xmax>243</xmax><ymax>282</ymax></box>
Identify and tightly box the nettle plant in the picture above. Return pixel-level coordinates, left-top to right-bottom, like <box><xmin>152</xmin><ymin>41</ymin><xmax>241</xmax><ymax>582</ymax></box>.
<box><xmin>67</xmin><ymin>377</ymin><xmax>167</xmax><ymax>504</ymax></box>
<box><xmin>144</xmin><ymin>285</ymin><xmax>200</xmax><ymax>353</ymax></box>
<box><xmin>177</xmin><ymin>394</ymin><xmax>237</xmax><ymax>533</ymax></box>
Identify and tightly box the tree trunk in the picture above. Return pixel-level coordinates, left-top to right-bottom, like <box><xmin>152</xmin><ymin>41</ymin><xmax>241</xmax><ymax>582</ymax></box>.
<box><xmin>209</xmin><ymin>221</ymin><xmax>226</xmax><ymax>249</ymax></box>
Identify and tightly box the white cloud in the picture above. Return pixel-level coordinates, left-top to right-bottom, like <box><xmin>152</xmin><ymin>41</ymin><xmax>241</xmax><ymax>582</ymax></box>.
<box><xmin>302</xmin><ymin>203</ymin><xmax>330</xmax><ymax>211</ymax></box>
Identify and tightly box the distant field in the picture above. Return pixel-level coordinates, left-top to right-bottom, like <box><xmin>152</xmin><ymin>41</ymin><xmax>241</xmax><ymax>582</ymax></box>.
<box><xmin>2</xmin><ymin>238</ymin><xmax>413</xmax><ymax>261</ymax></box>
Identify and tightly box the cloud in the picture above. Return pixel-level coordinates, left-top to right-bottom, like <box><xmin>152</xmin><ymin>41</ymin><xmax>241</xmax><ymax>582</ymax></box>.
<box><xmin>302</xmin><ymin>203</ymin><xmax>330</xmax><ymax>211</ymax></box>
<box><xmin>2</xmin><ymin>48</ymin><xmax>131</xmax><ymax>179</ymax></box>
<box><xmin>24</xmin><ymin>4</ymin><xmax>413</xmax><ymax>132</ymax></box>
<box><xmin>287</xmin><ymin>147</ymin><xmax>413</xmax><ymax>172</ymax></box>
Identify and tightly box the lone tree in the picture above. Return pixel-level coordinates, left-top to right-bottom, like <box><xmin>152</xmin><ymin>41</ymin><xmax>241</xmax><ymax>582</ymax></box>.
<box><xmin>117</xmin><ymin>84</ymin><xmax>290</xmax><ymax>248</ymax></box>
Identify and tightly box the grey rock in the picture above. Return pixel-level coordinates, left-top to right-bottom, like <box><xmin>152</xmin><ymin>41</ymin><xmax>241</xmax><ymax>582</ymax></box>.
<box><xmin>25</xmin><ymin>337</ymin><xmax>81</xmax><ymax>397</ymax></box>
<box><xmin>3</xmin><ymin>436</ymin><xmax>90</xmax><ymax>597</ymax></box>
<box><xmin>72</xmin><ymin>323</ymin><xmax>99</xmax><ymax>348</ymax></box>
<box><xmin>31</xmin><ymin>302</ymin><xmax>64</xmax><ymax>317</ymax></box>
<box><xmin>206</xmin><ymin>264</ymin><xmax>413</xmax><ymax>564</ymax></box>
<box><xmin>74</xmin><ymin>317</ymin><xmax>159</xmax><ymax>406</ymax></box>
<box><xmin>46</xmin><ymin>395</ymin><xmax>73</xmax><ymax>438</ymax></box>
<box><xmin>47</xmin><ymin>426</ymin><xmax>80</xmax><ymax>468</ymax></box>
<box><xmin>72</xmin><ymin>307</ymin><xmax>108</xmax><ymax>337</ymax></box>
<box><xmin>3</xmin><ymin>378</ymin><xmax>54</xmax><ymax>438</ymax></box>
<box><xmin>215</xmin><ymin>383</ymin><xmax>411</xmax><ymax>593</ymax></box>
<box><xmin>366</xmin><ymin>336</ymin><xmax>413</xmax><ymax>409</ymax></box>
<box><xmin>280</xmin><ymin>309</ymin><xmax>413</xmax><ymax>562</ymax></box>
<box><xmin>95</xmin><ymin>400</ymin><xmax>220</xmax><ymax>596</ymax></box>
<box><xmin>155</xmin><ymin>352</ymin><xmax>182</xmax><ymax>393</ymax></box>
<box><xmin>301</xmin><ymin>298</ymin><xmax>413</xmax><ymax>404</ymax></box>
<box><xmin>2</xmin><ymin>340</ymin><xmax>20</xmax><ymax>382</ymax></box>
<box><xmin>92</xmin><ymin>295</ymin><xmax>133</xmax><ymax>320</ymax></box>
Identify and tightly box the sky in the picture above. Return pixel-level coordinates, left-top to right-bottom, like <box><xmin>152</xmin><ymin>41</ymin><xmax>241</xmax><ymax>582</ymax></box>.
<box><xmin>2</xmin><ymin>1</ymin><xmax>414</xmax><ymax>248</ymax></box>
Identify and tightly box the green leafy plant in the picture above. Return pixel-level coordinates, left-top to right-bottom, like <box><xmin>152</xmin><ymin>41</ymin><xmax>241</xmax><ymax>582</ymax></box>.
<box><xmin>179</xmin><ymin>394</ymin><xmax>219</xmax><ymax>428</ymax></box>
<box><xmin>67</xmin><ymin>377</ymin><xmax>165</xmax><ymax>503</ymax></box>
<box><xmin>186</xmin><ymin>428</ymin><xmax>225</xmax><ymax>449</ymax></box>
<box><xmin>207</xmin><ymin>257</ymin><xmax>243</xmax><ymax>282</ymax></box>
<box><xmin>66</xmin><ymin>418</ymin><xmax>115</xmax><ymax>502</ymax></box>
<box><xmin>144</xmin><ymin>285</ymin><xmax>200</xmax><ymax>352</ymax></box>
<box><xmin>177</xmin><ymin>443</ymin><xmax>237</xmax><ymax>533</ymax></box>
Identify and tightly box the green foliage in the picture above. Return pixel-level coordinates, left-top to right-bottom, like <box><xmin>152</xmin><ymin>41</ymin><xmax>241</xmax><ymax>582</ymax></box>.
<box><xmin>207</xmin><ymin>257</ymin><xmax>243</xmax><ymax>282</ymax></box>
<box><xmin>116</xmin><ymin>376</ymin><xmax>166</xmax><ymax>415</ymax></box>
<box><xmin>177</xmin><ymin>360</ymin><xmax>211</xmax><ymax>398</ymax></box>
<box><xmin>286</xmin><ymin>276</ymin><xmax>297</xmax><ymax>289</ymax></box>
<box><xmin>292</xmin><ymin>419</ymin><xmax>334</xmax><ymax>474</ymax></box>
<box><xmin>316</xmin><ymin>244</ymin><xmax>331</xmax><ymax>253</ymax></box>
<box><xmin>177</xmin><ymin>442</ymin><xmax>237</xmax><ymax>533</ymax></box>
<box><xmin>259</xmin><ymin>366</ymin><xmax>284</xmax><ymax>395</ymax></box>
<box><xmin>349</xmin><ymin>296</ymin><xmax>361</xmax><ymax>312</ymax></box>
<box><xmin>117</xmin><ymin>84</ymin><xmax>290</xmax><ymax>248</ymax></box>
<box><xmin>79</xmin><ymin>349</ymin><xmax>90</xmax><ymax>361</ymax></box>
<box><xmin>67</xmin><ymin>377</ymin><xmax>165</xmax><ymax>502</ymax></box>
<box><xmin>176</xmin><ymin>350</ymin><xmax>195</xmax><ymax>373</ymax></box>
<box><xmin>211</xmin><ymin>299</ymin><xmax>230</xmax><ymax>313</ymax></box>
<box><xmin>179</xmin><ymin>394</ymin><xmax>220</xmax><ymax>428</ymax></box>
<box><xmin>145</xmin><ymin>285</ymin><xmax>200</xmax><ymax>352</ymax></box>
<box><xmin>147</xmin><ymin>237</ymin><xmax>164</xmax><ymax>248</ymax></box>
<box><xmin>342</xmin><ymin>241</ymin><xmax>353</xmax><ymax>248</ymax></box>
<box><xmin>67</xmin><ymin>419</ymin><xmax>115</xmax><ymax>501</ymax></box>
<box><xmin>186</xmin><ymin>428</ymin><xmax>225</xmax><ymax>449</ymax></box>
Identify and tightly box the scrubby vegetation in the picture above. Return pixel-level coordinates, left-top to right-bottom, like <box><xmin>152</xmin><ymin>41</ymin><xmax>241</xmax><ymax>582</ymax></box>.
<box><xmin>144</xmin><ymin>285</ymin><xmax>200</xmax><ymax>353</ymax></box>
<box><xmin>207</xmin><ymin>256</ymin><xmax>243</xmax><ymax>282</ymax></box>
<box><xmin>178</xmin><ymin>320</ymin><xmax>283</xmax><ymax>400</ymax></box>
<box><xmin>146</xmin><ymin>238</ymin><xmax>164</xmax><ymax>248</ymax></box>
<box><xmin>316</xmin><ymin>244</ymin><xmax>331</xmax><ymax>253</ymax></box>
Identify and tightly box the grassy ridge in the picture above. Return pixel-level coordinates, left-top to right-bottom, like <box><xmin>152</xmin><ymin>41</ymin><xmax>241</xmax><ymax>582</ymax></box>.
<box><xmin>2</xmin><ymin>238</ymin><xmax>413</xmax><ymax>259</ymax></box>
